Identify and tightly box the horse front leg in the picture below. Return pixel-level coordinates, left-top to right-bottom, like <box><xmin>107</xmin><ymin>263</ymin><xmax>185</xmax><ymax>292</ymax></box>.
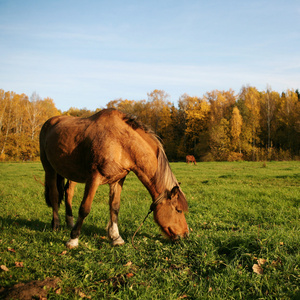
<box><xmin>107</xmin><ymin>177</ymin><xmax>126</xmax><ymax>246</ymax></box>
<box><xmin>66</xmin><ymin>175</ymin><xmax>100</xmax><ymax>249</ymax></box>
<box><xmin>64</xmin><ymin>180</ymin><xmax>77</xmax><ymax>228</ymax></box>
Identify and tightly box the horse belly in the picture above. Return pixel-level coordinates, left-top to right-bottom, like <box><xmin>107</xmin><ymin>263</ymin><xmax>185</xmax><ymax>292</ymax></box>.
<box><xmin>43</xmin><ymin>133</ymin><xmax>91</xmax><ymax>183</ymax></box>
<box><xmin>46</xmin><ymin>151</ymin><xmax>89</xmax><ymax>183</ymax></box>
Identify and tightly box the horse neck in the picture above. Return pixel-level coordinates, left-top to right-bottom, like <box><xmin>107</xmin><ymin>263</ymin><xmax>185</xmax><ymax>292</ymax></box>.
<box><xmin>132</xmin><ymin>146</ymin><xmax>176</xmax><ymax>200</ymax></box>
<box><xmin>132</xmin><ymin>159</ymin><xmax>160</xmax><ymax>200</ymax></box>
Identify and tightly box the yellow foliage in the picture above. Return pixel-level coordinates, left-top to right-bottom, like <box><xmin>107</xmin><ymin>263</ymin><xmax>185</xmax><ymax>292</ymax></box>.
<box><xmin>185</xmin><ymin>99</ymin><xmax>210</xmax><ymax>136</ymax></box>
<box><xmin>231</xmin><ymin>106</ymin><xmax>243</xmax><ymax>140</ymax></box>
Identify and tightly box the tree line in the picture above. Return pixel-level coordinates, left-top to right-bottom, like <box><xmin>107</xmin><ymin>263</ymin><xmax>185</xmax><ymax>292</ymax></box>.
<box><xmin>1</xmin><ymin>87</ymin><xmax>299</xmax><ymax>162</ymax></box>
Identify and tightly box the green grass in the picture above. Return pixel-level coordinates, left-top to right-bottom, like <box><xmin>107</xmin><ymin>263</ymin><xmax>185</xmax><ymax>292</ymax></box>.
<box><xmin>0</xmin><ymin>161</ymin><xmax>300</xmax><ymax>299</ymax></box>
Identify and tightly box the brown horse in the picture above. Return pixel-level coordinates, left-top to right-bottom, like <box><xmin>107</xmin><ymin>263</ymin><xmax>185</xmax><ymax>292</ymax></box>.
<box><xmin>186</xmin><ymin>155</ymin><xmax>197</xmax><ymax>165</ymax></box>
<box><xmin>40</xmin><ymin>109</ymin><xmax>189</xmax><ymax>248</ymax></box>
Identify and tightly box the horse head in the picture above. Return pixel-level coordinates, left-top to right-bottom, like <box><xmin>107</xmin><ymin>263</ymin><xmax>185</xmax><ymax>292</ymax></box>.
<box><xmin>152</xmin><ymin>186</ymin><xmax>189</xmax><ymax>240</ymax></box>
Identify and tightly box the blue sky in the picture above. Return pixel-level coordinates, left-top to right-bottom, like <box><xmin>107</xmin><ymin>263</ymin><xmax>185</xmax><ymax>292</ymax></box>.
<box><xmin>1</xmin><ymin>0</ymin><xmax>299</xmax><ymax>111</ymax></box>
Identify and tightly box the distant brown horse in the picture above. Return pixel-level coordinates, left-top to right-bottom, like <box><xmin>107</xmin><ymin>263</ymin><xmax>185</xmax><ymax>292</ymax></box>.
<box><xmin>186</xmin><ymin>155</ymin><xmax>197</xmax><ymax>165</ymax></box>
<box><xmin>40</xmin><ymin>109</ymin><xmax>189</xmax><ymax>248</ymax></box>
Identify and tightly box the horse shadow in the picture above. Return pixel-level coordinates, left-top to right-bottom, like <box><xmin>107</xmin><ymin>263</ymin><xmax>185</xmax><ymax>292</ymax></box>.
<box><xmin>0</xmin><ymin>215</ymin><xmax>108</xmax><ymax>246</ymax></box>
<box><xmin>0</xmin><ymin>216</ymin><xmax>48</xmax><ymax>232</ymax></box>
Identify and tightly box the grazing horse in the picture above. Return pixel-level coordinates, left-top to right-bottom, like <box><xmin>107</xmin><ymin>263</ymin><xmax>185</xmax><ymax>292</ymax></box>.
<box><xmin>186</xmin><ymin>155</ymin><xmax>197</xmax><ymax>165</ymax></box>
<box><xmin>39</xmin><ymin>109</ymin><xmax>189</xmax><ymax>248</ymax></box>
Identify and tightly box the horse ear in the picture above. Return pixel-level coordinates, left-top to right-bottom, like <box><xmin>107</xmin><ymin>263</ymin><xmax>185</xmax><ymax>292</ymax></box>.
<box><xmin>170</xmin><ymin>186</ymin><xmax>180</xmax><ymax>198</ymax></box>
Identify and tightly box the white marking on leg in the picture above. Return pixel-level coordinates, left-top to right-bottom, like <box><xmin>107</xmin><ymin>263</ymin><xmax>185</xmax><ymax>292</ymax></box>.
<box><xmin>66</xmin><ymin>238</ymin><xmax>79</xmax><ymax>249</ymax></box>
<box><xmin>108</xmin><ymin>221</ymin><xmax>119</xmax><ymax>240</ymax></box>
<box><xmin>107</xmin><ymin>221</ymin><xmax>125</xmax><ymax>246</ymax></box>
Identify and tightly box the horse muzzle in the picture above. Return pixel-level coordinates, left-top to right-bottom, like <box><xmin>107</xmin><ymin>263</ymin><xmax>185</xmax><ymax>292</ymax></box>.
<box><xmin>165</xmin><ymin>226</ymin><xmax>189</xmax><ymax>240</ymax></box>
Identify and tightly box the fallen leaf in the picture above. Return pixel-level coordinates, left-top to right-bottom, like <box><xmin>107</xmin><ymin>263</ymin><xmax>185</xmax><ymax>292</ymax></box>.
<box><xmin>252</xmin><ymin>264</ymin><xmax>263</xmax><ymax>275</ymax></box>
<box><xmin>7</xmin><ymin>248</ymin><xmax>16</xmax><ymax>253</ymax></box>
<box><xmin>124</xmin><ymin>261</ymin><xmax>132</xmax><ymax>267</ymax></box>
<box><xmin>60</xmin><ymin>250</ymin><xmax>67</xmax><ymax>255</ymax></box>
<box><xmin>1</xmin><ymin>265</ymin><xmax>9</xmax><ymax>272</ymax></box>
<box><xmin>15</xmin><ymin>261</ymin><xmax>24</xmax><ymax>267</ymax></box>
<box><xmin>208</xmin><ymin>287</ymin><xmax>213</xmax><ymax>292</ymax></box>
<box><xmin>257</xmin><ymin>258</ymin><xmax>266</xmax><ymax>266</ymax></box>
<box><xmin>126</xmin><ymin>273</ymin><xmax>134</xmax><ymax>278</ymax></box>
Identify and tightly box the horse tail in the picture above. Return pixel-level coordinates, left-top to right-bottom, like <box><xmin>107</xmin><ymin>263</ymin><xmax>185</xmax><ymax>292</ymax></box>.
<box><xmin>57</xmin><ymin>174</ymin><xmax>65</xmax><ymax>206</ymax></box>
<box><xmin>44</xmin><ymin>174</ymin><xmax>65</xmax><ymax>208</ymax></box>
<box><xmin>45</xmin><ymin>183</ymin><xmax>51</xmax><ymax>207</ymax></box>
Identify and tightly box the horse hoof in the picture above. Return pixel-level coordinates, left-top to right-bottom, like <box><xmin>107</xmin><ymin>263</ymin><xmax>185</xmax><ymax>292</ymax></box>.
<box><xmin>111</xmin><ymin>236</ymin><xmax>125</xmax><ymax>246</ymax></box>
<box><xmin>66</xmin><ymin>238</ymin><xmax>79</xmax><ymax>249</ymax></box>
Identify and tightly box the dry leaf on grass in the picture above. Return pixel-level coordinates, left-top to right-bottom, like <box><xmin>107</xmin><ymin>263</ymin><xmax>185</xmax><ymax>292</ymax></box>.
<box><xmin>252</xmin><ymin>263</ymin><xmax>263</xmax><ymax>274</ymax></box>
<box><xmin>1</xmin><ymin>265</ymin><xmax>9</xmax><ymax>271</ymax></box>
<box><xmin>15</xmin><ymin>262</ymin><xmax>24</xmax><ymax>267</ymax></box>
<box><xmin>257</xmin><ymin>258</ymin><xmax>266</xmax><ymax>266</ymax></box>
<box><xmin>124</xmin><ymin>261</ymin><xmax>132</xmax><ymax>267</ymax></box>
<box><xmin>126</xmin><ymin>273</ymin><xmax>134</xmax><ymax>278</ymax></box>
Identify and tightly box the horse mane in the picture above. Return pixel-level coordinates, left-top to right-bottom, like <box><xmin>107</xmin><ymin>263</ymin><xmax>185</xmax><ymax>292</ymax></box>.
<box><xmin>122</xmin><ymin>113</ymin><xmax>178</xmax><ymax>191</ymax></box>
<box><xmin>122</xmin><ymin>112</ymin><xmax>153</xmax><ymax>135</ymax></box>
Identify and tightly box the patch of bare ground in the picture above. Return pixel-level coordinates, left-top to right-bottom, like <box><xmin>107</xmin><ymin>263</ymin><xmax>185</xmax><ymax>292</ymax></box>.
<box><xmin>0</xmin><ymin>277</ymin><xmax>60</xmax><ymax>300</ymax></box>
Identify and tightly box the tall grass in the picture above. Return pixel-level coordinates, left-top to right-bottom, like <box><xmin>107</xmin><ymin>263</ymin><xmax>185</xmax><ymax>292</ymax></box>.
<box><xmin>0</xmin><ymin>161</ymin><xmax>299</xmax><ymax>299</ymax></box>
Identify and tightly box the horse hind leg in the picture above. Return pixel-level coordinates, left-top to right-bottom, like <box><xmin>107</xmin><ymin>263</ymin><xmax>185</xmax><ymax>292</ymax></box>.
<box><xmin>64</xmin><ymin>180</ymin><xmax>77</xmax><ymax>228</ymax></box>
<box><xmin>45</xmin><ymin>172</ymin><xmax>64</xmax><ymax>230</ymax></box>
<box><xmin>107</xmin><ymin>177</ymin><xmax>126</xmax><ymax>246</ymax></box>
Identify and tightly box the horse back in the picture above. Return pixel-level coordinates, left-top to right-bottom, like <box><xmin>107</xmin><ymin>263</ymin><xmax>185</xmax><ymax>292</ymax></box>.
<box><xmin>39</xmin><ymin>109</ymin><xmax>156</xmax><ymax>184</ymax></box>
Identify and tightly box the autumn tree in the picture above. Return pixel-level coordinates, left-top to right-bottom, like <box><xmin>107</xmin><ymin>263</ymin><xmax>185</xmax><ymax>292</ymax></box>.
<box><xmin>0</xmin><ymin>89</ymin><xmax>60</xmax><ymax>160</ymax></box>
<box><xmin>230</xmin><ymin>106</ymin><xmax>243</xmax><ymax>154</ymax></box>
<box><xmin>0</xmin><ymin>91</ymin><xmax>15</xmax><ymax>158</ymax></box>
<box><xmin>205</xmin><ymin>90</ymin><xmax>237</xmax><ymax>160</ymax></box>
<box><xmin>184</xmin><ymin>96</ymin><xmax>210</xmax><ymax>158</ymax></box>
<box><xmin>259</xmin><ymin>87</ymin><xmax>280</xmax><ymax>158</ymax></box>
<box><xmin>146</xmin><ymin>90</ymin><xmax>172</xmax><ymax>137</ymax></box>
<box><xmin>206</xmin><ymin>89</ymin><xmax>236</xmax><ymax>123</ymax></box>
<box><xmin>239</xmin><ymin>86</ymin><xmax>261</xmax><ymax>160</ymax></box>
<box><xmin>275</xmin><ymin>89</ymin><xmax>300</xmax><ymax>158</ymax></box>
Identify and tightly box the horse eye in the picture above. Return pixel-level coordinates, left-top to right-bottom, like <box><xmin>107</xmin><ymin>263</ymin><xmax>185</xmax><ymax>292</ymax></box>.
<box><xmin>176</xmin><ymin>209</ymin><xmax>182</xmax><ymax>214</ymax></box>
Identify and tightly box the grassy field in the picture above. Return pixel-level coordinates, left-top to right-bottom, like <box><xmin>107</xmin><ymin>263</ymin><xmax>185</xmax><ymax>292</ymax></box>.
<box><xmin>0</xmin><ymin>161</ymin><xmax>299</xmax><ymax>299</ymax></box>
